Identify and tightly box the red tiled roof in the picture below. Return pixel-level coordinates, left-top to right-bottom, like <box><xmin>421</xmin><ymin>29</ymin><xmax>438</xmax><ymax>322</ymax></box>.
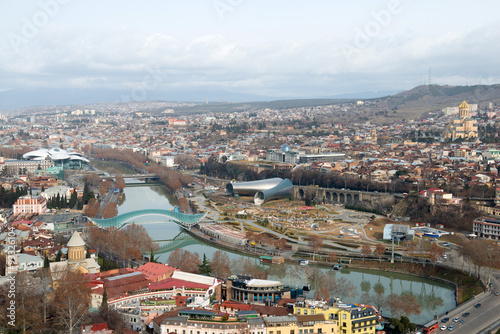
<box><xmin>149</xmin><ymin>277</ymin><xmax>211</xmax><ymax>292</ymax></box>
<box><xmin>220</xmin><ymin>301</ymin><xmax>252</xmax><ymax>311</ymax></box>
<box><xmin>136</xmin><ymin>262</ymin><xmax>177</xmax><ymax>281</ymax></box>
<box><xmin>81</xmin><ymin>322</ymin><xmax>108</xmax><ymax>331</ymax></box>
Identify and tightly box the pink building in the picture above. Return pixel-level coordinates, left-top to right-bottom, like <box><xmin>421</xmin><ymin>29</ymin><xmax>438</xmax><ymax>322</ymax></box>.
<box><xmin>13</xmin><ymin>195</ymin><xmax>47</xmax><ymax>215</ymax></box>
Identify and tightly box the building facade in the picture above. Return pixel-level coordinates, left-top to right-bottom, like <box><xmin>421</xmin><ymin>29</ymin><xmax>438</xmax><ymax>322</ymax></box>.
<box><xmin>294</xmin><ymin>301</ymin><xmax>380</xmax><ymax>334</ymax></box>
<box><xmin>442</xmin><ymin>101</ymin><xmax>478</xmax><ymax>141</ymax></box>
<box><xmin>263</xmin><ymin>314</ymin><xmax>338</xmax><ymax>334</ymax></box>
<box><xmin>13</xmin><ymin>195</ymin><xmax>47</xmax><ymax>215</ymax></box>
<box><xmin>473</xmin><ymin>216</ymin><xmax>500</xmax><ymax>240</ymax></box>
<box><xmin>226</xmin><ymin>277</ymin><xmax>301</xmax><ymax>304</ymax></box>
<box><xmin>154</xmin><ymin>310</ymin><xmax>266</xmax><ymax>334</ymax></box>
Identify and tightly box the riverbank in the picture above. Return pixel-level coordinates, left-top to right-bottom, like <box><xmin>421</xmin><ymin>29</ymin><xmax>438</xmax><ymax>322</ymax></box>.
<box><xmin>184</xmin><ymin>222</ymin><xmax>482</xmax><ymax>305</ymax></box>
<box><xmin>90</xmin><ymin>161</ymin><xmax>482</xmax><ymax>307</ymax></box>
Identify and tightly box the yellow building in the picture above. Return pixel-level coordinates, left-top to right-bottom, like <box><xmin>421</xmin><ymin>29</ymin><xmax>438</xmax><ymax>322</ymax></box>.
<box><xmin>49</xmin><ymin>231</ymin><xmax>100</xmax><ymax>288</ymax></box>
<box><xmin>442</xmin><ymin>101</ymin><xmax>478</xmax><ymax>140</ymax></box>
<box><xmin>264</xmin><ymin>314</ymin><xmax>338</xmax><ymax>334</ymax></box>
<box><xmin>294</xmin><ymin>301</ymin><xmax>379</xmax><ymax>334</ymax></box>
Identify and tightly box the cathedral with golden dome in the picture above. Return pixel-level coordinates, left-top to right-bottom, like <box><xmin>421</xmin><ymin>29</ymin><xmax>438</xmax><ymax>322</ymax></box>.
<box><xmin>442</xmin><ymin>100</ymin><xmax>478</xmax><ymax>140</ymax></box>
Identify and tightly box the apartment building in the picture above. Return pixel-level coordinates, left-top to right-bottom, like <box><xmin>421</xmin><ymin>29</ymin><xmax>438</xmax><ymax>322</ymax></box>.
<box><xmin>473</xmin><ymin>216</ymin><xmax>500</xmax><ymax>240</ymax></box>
<box><xmin>13</xmin><ymin>195</ymin><xmax>47</xmax><ymax>215</ymax></box>
<box><xmin>294</xmin><ymin>301</ymin><xmax>380</xmax><ymax>334</ymax></box>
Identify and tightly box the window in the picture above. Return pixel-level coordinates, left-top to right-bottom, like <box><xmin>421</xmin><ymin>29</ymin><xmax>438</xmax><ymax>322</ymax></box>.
<box><xmin>343</xmin><ymin>315</ymin><xmax>346</xmax><ymax>320</ymax></box>
<box><xmin>318</xmin><ymin>329</ymin><xmax>322</xmax><ymax>334</ymax></box>
<box><xmin>311</xmin><ymin>311</ymin><xmax>314</xmax><ymax>315</ymax></box>
<box><xmin>297</xmin><ymin>310</ymin><xmax>301</xmax><ymax>314</ymax></box>
<box><xmin>183</xmin><ymin>331</ymin><xmax>186</xmax><ymax>334</ymax></box>
<box><xmin>299</xmin><ymin>330</ymin><xmax>303</xmax><ymax>334</ymax></box>
<box><xmin>291</xmin><ymin>331</ymin><xmax>295</xmax><ymax>334</ymax></box>
<box><xmin>304</xmin><ymin>310</ymin><xmax>308</xmax><ymax>315</ymax></box>
<box><xmin>310</xmin><ymin>329</ymin><xmax>313</xmax><ymax>333</ymax></box>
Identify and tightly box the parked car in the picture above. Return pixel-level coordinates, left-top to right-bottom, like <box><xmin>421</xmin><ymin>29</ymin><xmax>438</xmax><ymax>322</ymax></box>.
<box><xmin>440</xmin><ymin>325</ymin><xmax>447</xmax><ymax>331</ymax></box>
<box><xmin>441</xmin><ymin>317</ymin><xmax>450</xmax><ymax>323</ymax></box>
<box><xmin>447</xmin><ymin>325</ymin><xmax>454</xmax><ymax>331</ymax></box>
<box><xmin>453</xmin><ymin>317</ymin><xmax>460</xmax><ymax>322</ymax></box>
<box><xmin>462</xmin><ymin>312</ymin><xmax>469</xmax><ymax>317</ymax></box>
<box><xmin>494</xmin><ymin>291</ymin><xmax>500</xmax><ymax>296</ymax></box>
<box><xmin>474</xmin><ymin>303</ymin><xmax>482</xmax><ymax>308</ymax></box>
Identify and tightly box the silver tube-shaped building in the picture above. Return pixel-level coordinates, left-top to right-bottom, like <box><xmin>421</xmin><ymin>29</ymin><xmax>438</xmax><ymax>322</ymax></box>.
<box><xmin>226</xmin><ymin>178</ymin><xmax>283</xmax><ymax>196</ymax></box>
<box><xmin>254</xmin><ymin>178</ymin><xmax>293</xmax><ymax>205</ymax></box>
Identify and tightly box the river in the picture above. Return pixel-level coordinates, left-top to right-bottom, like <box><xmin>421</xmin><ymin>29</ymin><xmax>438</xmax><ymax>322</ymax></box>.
<box><xmin>116</xmin><ymin>180</ymin><xmax>455</xmax><ymax>324</ymax></box>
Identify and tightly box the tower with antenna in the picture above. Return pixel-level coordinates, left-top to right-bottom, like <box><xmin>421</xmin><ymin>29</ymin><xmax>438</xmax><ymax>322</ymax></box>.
<box><xmin>428</xmin><ymin>67</ymin><xmax>432</xmax><ymax>86</ymax></box>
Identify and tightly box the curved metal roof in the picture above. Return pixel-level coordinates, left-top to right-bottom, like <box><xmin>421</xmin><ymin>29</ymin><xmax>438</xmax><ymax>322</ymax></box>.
<box><xmin>23</xmin><ymin>148</ymin><xmax>89</xmax><ymax>162</ymax></box>
<box><xmin>226</xmin><ymin>178</ymin><xmax>283</xmax><ymax>196</ymax></box>
<box><xmin>254</xmin><ymin>178</ymin><xmax>293</xmax><ymax>205</ymax></box>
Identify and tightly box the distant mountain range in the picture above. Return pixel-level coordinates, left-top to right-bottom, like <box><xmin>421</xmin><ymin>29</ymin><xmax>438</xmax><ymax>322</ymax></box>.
<box><xmin>1</xmin><ymin>84</ymin><xmax>499</xmax><ymax>116</ymax></box>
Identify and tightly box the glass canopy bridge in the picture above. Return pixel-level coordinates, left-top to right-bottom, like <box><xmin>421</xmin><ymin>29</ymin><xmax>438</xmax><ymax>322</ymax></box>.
<box><xmin>151</xmin><ymin>233</ymin><xmax>199</xmax><ymax>254</ymax></box>
<box><xmin>88</xmin><ymin>209</ymin><xmax>207</xmax><ymax>230</ymax></box>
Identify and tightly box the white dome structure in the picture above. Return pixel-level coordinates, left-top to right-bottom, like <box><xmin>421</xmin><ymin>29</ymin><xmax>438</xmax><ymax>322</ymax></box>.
<box><xmin>23</xmin><ymin>148</ymin><xmax>89</xmax><ymax>169</ymax></box>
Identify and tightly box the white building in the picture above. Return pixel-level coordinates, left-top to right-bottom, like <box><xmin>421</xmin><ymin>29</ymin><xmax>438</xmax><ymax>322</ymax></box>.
<box><xmin>473</xmin><ymin>217</ymin><xmax>500</xmax><ymax>240</ymax></box>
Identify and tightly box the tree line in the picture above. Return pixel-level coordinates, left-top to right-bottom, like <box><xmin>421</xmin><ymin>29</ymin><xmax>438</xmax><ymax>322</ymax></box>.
<box><xmin>86</xmin><ymin>224</ymin><xmax>157</xmax><ymax>268</ymax></box>
<box><xmin>92</xmin><ymin>148</ymin><xmax>193</xmax><ymax>191</ymax></box>
<box><xmin>167</xmin><ymin>249</ymin><xmax>268</xmax><ymax>279</ymax></box>
<box><xmin>200</xmin><ymin>156</ymin><xmax>413</xmax><ymax>194</ymax></box>
<box><xmin>0</xmin><ymin>186</ymin><xmax>27</xmax><ymax>208</ymax></box>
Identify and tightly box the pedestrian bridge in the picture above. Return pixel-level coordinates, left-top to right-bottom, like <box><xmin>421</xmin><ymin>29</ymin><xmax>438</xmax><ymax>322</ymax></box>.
<box><xmin>153</xmin><ymin>234</ymin><xmax>199</xmax><ymax>254</ymax></box>
<box><xmin>89</xmin><ymin>209</ymin><xmax>207</xmax><ymax>229</ymax></box>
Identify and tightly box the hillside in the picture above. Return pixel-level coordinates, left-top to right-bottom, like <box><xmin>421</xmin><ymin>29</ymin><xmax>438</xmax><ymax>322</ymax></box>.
<box><xmin>372</xmin><ymin>84</ymin><xmax>500</xmax><ymax>118</ymax></box>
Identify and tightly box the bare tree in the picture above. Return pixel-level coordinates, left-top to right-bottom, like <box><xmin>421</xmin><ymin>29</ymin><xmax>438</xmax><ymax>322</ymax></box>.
<box><xmin>275</xmin><ymin>238</ymin><xmax>287</xmax><ymax>255</ymax></box>
<box><xmin>84</xmin><ymin>198</ymin><xmax>100</xmax><ymax>218</ymax></box>
<box><xmin>374</xmin><ymin>243</ymin><xmax>386</xmax><ymax>263</ymax></box>
<box><xmin>314</xmin><ymin>274</ymin><xmax>330</xmax><ymax>300</ymax></box>
<box><xmin>372</xmin><ymin>282</ymin><xmax>386</xmax><ymax>311</ymax></box>
<box><xmin>115</xmin><ymin>175</ymin><xmax>126</xmax><ymax>192</ymax></box>
<box><xmin>167</xmin><ymin>249</ymin><xmax>183</xmax><ymax>269</ymax></box>
<box><xmin>308</xmin><ymin>235</ymin><xmax>323</xmax><ymax>261</ymax></box>
<box><xmin>99</xmin><ymin>179</ymin><xmax>112</xmax><ymax>198</ymax></box>
<box><xmin>429</xmin><ymin>243</ymin><xmax>444</xmax><ymax>267</ymax></box>
<box><xmin>385</xmin><ymin>292</ymin><xmax>421</xmax><ymax>319</ymax></box>
<box><xmin>211</xmin><ymin>250</ymin><xmax>232</xmax><ymax>279</ymax></box>
<box><xmin>335</xmin><ymin>277</ymin><xmax>357</xmax><ymax>303</ymax></box>
<box><xmin>361</xmin><ymin>244</ymin><xmax>372</xmax><ymax>262</ymax></box>
<box><xmin>102</xmin><ymin>202</ymin><xmax>117</xmax><ymax>219</ymax></box>
<box><xmin>328</xmin><ymin>252</ymin><xmax>338</xmax><ymax>263</ymax></box>
<box><xmin>177</xmin><ymin>197</ymin><xmax>190</xmax><ymax>213</ymax></box>
<box><xmin>85</xmin><ymin>173</ymin><xmax>101</xmax><ymax>187</ymax></box>
<box><xmin>55</xmin><ymin>271</ymin><xmax>91</xmax><ymax>334</ymax></box>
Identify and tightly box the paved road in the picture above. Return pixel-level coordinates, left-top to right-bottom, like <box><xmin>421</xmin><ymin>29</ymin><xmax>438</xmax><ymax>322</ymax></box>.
<box><xmin>432</xmin><ymin>245</ymin><xmax>500</xmax><ymax>333</ymax></box>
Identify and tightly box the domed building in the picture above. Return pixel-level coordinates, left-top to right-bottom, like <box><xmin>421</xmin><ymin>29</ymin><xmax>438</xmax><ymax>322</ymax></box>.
<box><xmin>442</xmin><ymin>101</ymin><xmax>478</xmax><ymax>141</ymax></box>
<box><xmin>49</xmin><ymin>231</ymin><xmax>100</xmax><ymax>288</ymax></box>
<box><xmin>23</xmin><ymin>148</ymin><xmax>89</xmax><ymax>169</ymax></box>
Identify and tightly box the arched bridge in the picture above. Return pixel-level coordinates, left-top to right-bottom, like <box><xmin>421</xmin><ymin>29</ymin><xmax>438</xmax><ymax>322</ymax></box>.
<box><xmin>153</xmin><ymin>234</ymin><xmax>199</xmax><ymax>254</ymax></box>
<box><xmin>89</xmin><ymin>209</ymin><xmax>207</xmax><ymax>230</ymax></box>
<box><xmin>294</xmin><ymin>186</ymin><xmax>395</xmax><ymax>207</ymax></box>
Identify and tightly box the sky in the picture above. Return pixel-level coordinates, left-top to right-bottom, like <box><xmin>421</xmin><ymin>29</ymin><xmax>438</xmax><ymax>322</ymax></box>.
<box><xmin>0</xmin><ymin>0</ymin><xmax>500</xmax><ymax>108</ymax></box>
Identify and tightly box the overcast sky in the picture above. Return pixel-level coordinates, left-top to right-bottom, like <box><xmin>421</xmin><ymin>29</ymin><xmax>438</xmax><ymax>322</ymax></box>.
<box><xmin>1</xmin><ymin>0</ymin><xmax>499</xmax><ymax>106</ymax></box>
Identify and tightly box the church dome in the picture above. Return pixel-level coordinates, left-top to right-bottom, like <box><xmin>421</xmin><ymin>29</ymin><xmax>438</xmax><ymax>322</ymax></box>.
<box><xmin>67</xmin><ymin>231</ymin><xmax>85</xmax><ymax>247</ymax></box>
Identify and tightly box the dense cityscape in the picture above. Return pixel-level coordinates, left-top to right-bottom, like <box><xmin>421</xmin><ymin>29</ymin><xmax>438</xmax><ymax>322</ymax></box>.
<box><xmin>0</xmin><ymin>92</ymin><xmax>500</xmax><ymax>334</ymax></box>
<box><xmin>2</xmin><ymin>1</ymin><xmax>500</xmax><ymax>334</ymax></box>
